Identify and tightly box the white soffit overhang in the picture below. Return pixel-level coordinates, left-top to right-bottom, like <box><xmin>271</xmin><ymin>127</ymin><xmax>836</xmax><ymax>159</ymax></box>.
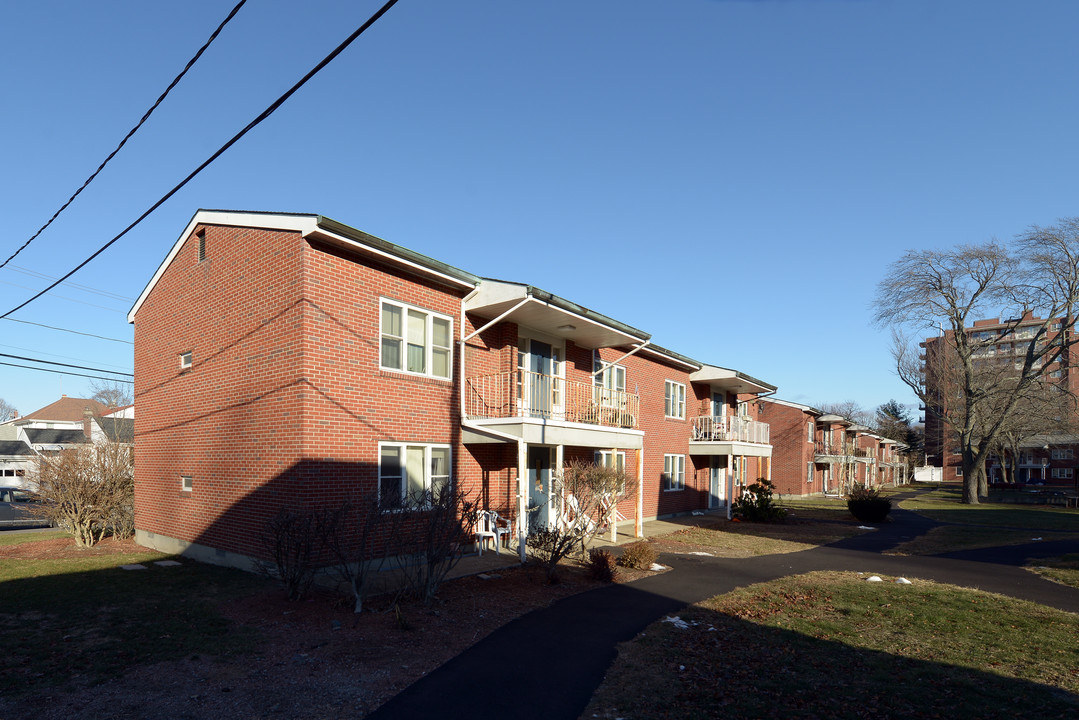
<box><xmin>689</xmin><ymin>365</ymin><xmax>776</xmax><ymax>395</ymax></box>
<box><xmin>465</xmin><ymin>280</ymin><xmax>649</xmax><ymax>349</ymax></box>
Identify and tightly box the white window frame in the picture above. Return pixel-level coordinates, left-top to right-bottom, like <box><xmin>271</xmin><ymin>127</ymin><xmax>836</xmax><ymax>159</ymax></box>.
<box><xmin>1051</xmin><ymin>448</ymin><xmax>1074</xmax><ymax>460</ymax></box>
<box><xmin>179</xmin><ymin>351</ymin><xmax>192</xmax><ymax>369</ymax></box>
<box><xmin>807</xmin><ymin>420</ymin><xmax>815</xmax><ymax>443</ymax></box>
<box><xmin>1051</xmin><ymin>468</ymin><xmax>1073</xmax><ymax>479</ymax></box>
<box><xmin>596</xmin><ymin>450</ymin><xmax>627</xmax><ymax>494</ymax></box>
<box><xmin>662</xmin><ymin>454</ymin><xmax>685</xmax><ymax>491</ymax></box>
<box><xmin>379</xmin><ymin>298</ymin><xmax>453</xmax><ymax>380</ymax></box>
<box><xmin>807</xmin><ymin>461</ymin><xmax>814</xmax><ymax>483</ymax></box>
<box><xmin>593</xmin><ymin>355</ymin><xmax>626</xmax><ymax>407</ymax></box>
<box><xmin>664</xmin><ymin>380</ymin><xmax>686</xmax><ymax>419</ymax></box>
<box><xmin>181</xmin><ymin>475</ymin><xmax>193</xmax><ymax>492</ymax></box>
<box><xmin>378</xmin><ymin>441</ymin><xmax>452</xmax><ymax>508</ymax></box>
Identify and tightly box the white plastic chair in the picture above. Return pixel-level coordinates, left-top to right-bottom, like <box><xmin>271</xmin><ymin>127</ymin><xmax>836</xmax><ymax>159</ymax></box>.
<box><xmin>489</xmin><ymin>511</ymin><xmax>511</xmax><ymax>553</ymax></box>
<box><xmin>475</xmin><ymin>510</ymin><xmax>497</xmax><ymax>556</ymax></box>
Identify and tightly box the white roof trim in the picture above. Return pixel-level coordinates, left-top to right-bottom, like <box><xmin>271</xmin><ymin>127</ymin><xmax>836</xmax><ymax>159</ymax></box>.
<box><xmin>759</xmin><ymin>397</ymin><xmax>822</xmax><ymax>415</ymax></box>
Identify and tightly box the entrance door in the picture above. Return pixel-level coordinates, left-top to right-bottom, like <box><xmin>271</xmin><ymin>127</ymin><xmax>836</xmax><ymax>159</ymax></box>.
<box><xmin>518</xmin><ymin>339</ymin><xmax>562</xmax><ymax>419</ymax></box>
<box><xmin>528</xmin><ymin>446</ymin><xmax>552</xmax><ymax>531</ymax></box>
<box><xmin>709</xmin><ymin>456</ymin><xmax>726</xmax><ymax>508</ymax></box>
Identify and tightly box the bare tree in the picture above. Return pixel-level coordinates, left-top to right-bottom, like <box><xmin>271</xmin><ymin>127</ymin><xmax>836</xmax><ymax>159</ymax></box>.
<box><xmin>875</xmin><ymin>220</ymin><xmax>1079</xmax><ymax>504</ymax></box>
<box><xmin>816</xmin><ymin>401</ymin><xmax>872</xmax><ymax>426</ymax></box>
<box><xmin>0</xmin><ymin>398</ymin><xmax>17</xmax><ymax>422</ymax></box>
<box><xmin>89</xmin><ymin>379</ymin><xmax>133</xmax><ymax>409</ymax></box>
<box><xmin>30</xmin><ymin>442</ymin><xmax>134</xmax><ymax>547</ymax></box>
<box><xmin>526</xmin><ymin>460</ymin><xmax>633</xmax><ymax>583</ymax></box>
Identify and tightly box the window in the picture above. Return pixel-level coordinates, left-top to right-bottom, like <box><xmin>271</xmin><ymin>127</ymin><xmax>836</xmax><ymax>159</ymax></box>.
<box><xmin>1051</xmin><ymin>468</ymin><xmax>1073</xmax><ymax>479</ymax></box>
<box><xmin>807</xmin><ymin>461</ymin><xmax>814</xmax><ymax>483</ymax></box>
<box><xmin>380</xmin><ymin>300</ymin><xmax>452</xmax><ymax>379</ymax></box>
<box><xmin>1051</xmin><ymin>448</ymin><xmax>1074</xmax><ymax>460</ymax></box>
<box><xmin>379</xmin><ymin>442</ymin><xmax>451</xmax><ymax>507</ymax></box>
<box><xmin>955</xmin><ymin>467</ymin><xmax>963</xmax><ymax>477</ymax></box>
<box><xmin>179</xmin><ymin>351</ymin><xmax>192</xmax><ymax>369</ymax></box>
<box><xmin>807</xmin><ymin>420</ymin><xmax>815</xmax><ymax>443</ymax></box>
<box><xmin>594</xmin><ymin>357</ymin><xmax>626</xmax><ymax>406</ymax></box>
<box><xmin>664</xmin><ymin>381</ymin><xmax>686</xmax><ymax>419</ymax></box>
<box><xmin>197</xmin><ymin>230</ymin><xmax>206</xmax><ymax>262</ymax></box>
<box><xmin>181</xmin><ymin>475</ymin><xmax>193</xmax><ymax>492</ymax></box>
<box><xmin>596</xmin><ymin>450</ymin><xmax>627</xmax><ymax>493</ymax></box>
<box><xmin>662</xmin><ymin>454</ymin><xmax>685</xmax><ymax>491</ymax></box>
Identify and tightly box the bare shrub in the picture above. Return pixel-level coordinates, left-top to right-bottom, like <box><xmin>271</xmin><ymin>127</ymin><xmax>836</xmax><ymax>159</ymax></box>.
<box><xmin>384</xmin><ymin>484</ymin><xmax>479</xmax><ymax>606</ymax></box>
<box><xmin>256</xmin><ymin>508</ymin><xmax>323</xmax><ymax>601</ymax></box>
<box><xmin>527</xmin><ymin>460</ymin><xmax>633</xmax><ymax>583</ymax></box>
<box><xmin>587</xmin><ymin>548</ymin><xmax>616</xmax><ymax>582</ymax></box>
<box><xmin>31</xmin><ymin>442</ymin><xmax>134</xmax><ymax>548</ymax></box>
<box><xmin>320</xmin><ymin>495</ymin><xmax>385</xmax><ymax>613</ymax></box>
<box><xmin>618</xmin><ymin>540</ymin><xmax>657</xmax><ymax>570</ymax></box>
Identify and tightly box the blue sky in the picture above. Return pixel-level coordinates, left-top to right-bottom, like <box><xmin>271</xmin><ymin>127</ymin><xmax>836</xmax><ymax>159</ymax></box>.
<box><xmin>1</xmin><ymin>0</ymin><xmax>1077</xmax><ymax>419</ymax></box>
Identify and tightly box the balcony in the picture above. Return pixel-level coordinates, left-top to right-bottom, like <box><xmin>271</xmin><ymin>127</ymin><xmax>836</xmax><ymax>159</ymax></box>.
<box><xmin>688</xmin><ymin>415</ymin><xmax>771</xmax><ymax>458</ymax></box>
<box><xmin>464</xmin><ymin>370</ymin><xmax>643</xmax><ymax>448</ymax></box>
<box><xmin>814</xmin><ymin>442</ymin><xmax>873</xmax><ymax>460</ymax></box>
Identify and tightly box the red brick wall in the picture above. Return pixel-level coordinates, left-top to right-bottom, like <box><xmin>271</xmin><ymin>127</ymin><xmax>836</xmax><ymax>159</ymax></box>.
<box><xmin>760</xmin><ymin>400</ymin><xmax>814</xmax><ymax>497</ymax></box>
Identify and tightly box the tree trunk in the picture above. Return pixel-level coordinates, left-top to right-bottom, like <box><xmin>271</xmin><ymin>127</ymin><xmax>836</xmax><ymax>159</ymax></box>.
<box><xmin>961</xmin><ymin>449</ymin><xmax>980</xmax><ymax>504</ymax></box>
<box><xmin>977</xmin><ymin>466</ymin><xmax>988</xmax><ymax>498</ymax></box>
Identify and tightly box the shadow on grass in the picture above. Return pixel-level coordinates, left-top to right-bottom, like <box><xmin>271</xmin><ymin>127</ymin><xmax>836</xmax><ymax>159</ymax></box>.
<box><xmin>0</xmin><ymin>556</ymin><xmax>266</xmax><ymax>700</ymax></box>
<box><xmin>584</xmin><ymin>588</ymin><xmax>1079</xmax><ymax>720</ymax></box>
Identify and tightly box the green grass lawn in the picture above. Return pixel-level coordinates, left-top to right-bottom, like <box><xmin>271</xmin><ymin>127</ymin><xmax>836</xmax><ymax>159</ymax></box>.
<box><xmin>656</xmin><ymin>516</ymin><xmax>869</xmax><ymax>557</ymax></box>
<box><xmin>899</xmin><ymin>487</ymin><xmax>1079</xmax><ymax>531</ymax></box>
<box><xmin>0</xmin><ymin>533</ymin><xmax>267</xmax><ymax>698</ymax></box>
<box><xmin>1028</xmin><ymin>553</ymin><xmax>1079</xmax><ymax>589</ymax></box>
<box><xmin>586</xmin><ymin>571</ymin><xmax>1079</xmax><ymax>720</ymax></box>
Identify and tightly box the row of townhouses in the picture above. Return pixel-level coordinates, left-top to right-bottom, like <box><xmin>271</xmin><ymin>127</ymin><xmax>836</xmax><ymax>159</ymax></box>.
<box><xmin>127</xmin><ymin>210</ymin><xmax>906</xmax><ymax>568</ymax></box>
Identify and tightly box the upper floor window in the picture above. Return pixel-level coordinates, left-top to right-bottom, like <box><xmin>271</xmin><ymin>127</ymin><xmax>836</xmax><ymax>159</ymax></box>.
<box><xmin>594</xmin><ymin>356</ymin><xmax>626</xmax><ymax>406</ymax></box>
<box><xmin>380</xmin><ymin>299</ymin><xmax>452</xmax><ymax>379</ymax></box>
<box><xmin>807</xmin><ymin>420</ymin><xmax>815</xmax><ymax>443</ymax></box>
<box><xmin>664</xmin><ymin>381</ymin><xmax>686</xmax><ymax>419</ymax></box>
<box><xmin>1051</xmin><ymin>448</ymin><xmax>1074</xmax><ymax>460</ymax></box>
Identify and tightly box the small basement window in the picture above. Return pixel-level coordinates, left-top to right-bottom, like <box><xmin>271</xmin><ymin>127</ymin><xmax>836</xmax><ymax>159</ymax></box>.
<box><xmin>181</xmin><ymin>475</ymin><xmax>193</xmax><ymax>492</ymax></box>
<box><xmin>180</xmin><ymin>351</ymin><xmax>192</xmax><ymax>369</ymax></box>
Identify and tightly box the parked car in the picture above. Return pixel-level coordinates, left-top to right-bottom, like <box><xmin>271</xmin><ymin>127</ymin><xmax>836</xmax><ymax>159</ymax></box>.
<box><xmin>0</xmin><ymin>486</ymin><xmax>46</xmax><ymax>528</ymax></box>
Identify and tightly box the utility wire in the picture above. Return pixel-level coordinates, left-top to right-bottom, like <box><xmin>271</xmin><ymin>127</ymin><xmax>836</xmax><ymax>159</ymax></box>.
<box><xmin>1</xmin><ymin>317</ymin><xmax>133</xmax><ymax>344</ymax></box>
<box><xmin>10</xmin><ymin>265</ymin><xmax>134</xmax><ymax>302</ymax></box>
<box><xmin>0</xmin><ymin>352</ymin><xmax>133</xmax><ymax>377</ymax></box>
<box><xmin>0</xmin><ymin>360</ymin><xmax>131</xmax><ymax>384</ymax></box>
<box><xmin>1</xmin><ymin>0</ymin><xmax>401</xmax><ymax>320</ymax></box>
<box><xmin>3</xmin><ymin>342</ymin><xmax>133</xmax><ymax>372</ymax></box>
<box><xmin>0</xmin><ymin>0</ymin><xmax>250</xmax><ymax>272</ymax></box>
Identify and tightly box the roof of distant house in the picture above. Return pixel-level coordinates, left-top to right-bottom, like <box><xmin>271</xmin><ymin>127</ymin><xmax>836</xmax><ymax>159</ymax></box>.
<box><xmin>0</xmin><ymin>440</ymin><xmax>35</xmax><ymax>457</ymax></box>
<box><xmin>24</xmin><ymin>428</ymin><xmax>90</xmax><ymax>445</ymax></box>
<box><xmin>97</xmin><ymin>417</ymin><xmax>134</xmax><ymax>443</ymax></box>
<box><xmin>14</xmin><ymin>396</ymin><xmax>110</xmax><ymax>424</ymax></box>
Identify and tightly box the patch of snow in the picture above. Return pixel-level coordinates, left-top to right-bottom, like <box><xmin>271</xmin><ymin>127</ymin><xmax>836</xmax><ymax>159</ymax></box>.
<box><xmin>663</xmin><ymin>616</ymin><xmax>690</xmax><ymax>629</ymax></box>
<box><xmin>121</xmin><ymin>564</ymin><xmax>147</xmax><ymax>571</ymax></box>
<box><xmin>691</xmin><ymin>511</ymin><xmax>705</xmax><ymax>516</ymax></box>
<box><xmin>1031</xmin><ymin>537</ymin><xmax>1043</xmax><ymax>542</ymax></box>
<box><xmin>895</xmin><ymin>577</ymin><xmax>912</xmax><ymax>585</ymax></box>
<box><xmin>866</xmin><ymin>575</ymin><xmax>883</xmax><ymax>582</ymax></box>
<box><xmin>650</xmin><ymin>562</ymin><xmax>666</xmax><ymax>571</ymax></box>
<box><xmin>684</xmin><ymin>551</ymin><xmax>714</xmax><ymax>557</ymax></box>
<box><xmin>857</xmin><ymin>526</ymin><xmax>876</xmax><ymax>530</ymax></box>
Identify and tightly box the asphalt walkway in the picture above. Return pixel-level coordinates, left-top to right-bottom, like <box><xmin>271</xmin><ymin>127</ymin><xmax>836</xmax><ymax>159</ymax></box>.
<box><xmin>368</xmin><ymin>490</ymin><xmax>1079</xmax><ymax>720</ymax></box>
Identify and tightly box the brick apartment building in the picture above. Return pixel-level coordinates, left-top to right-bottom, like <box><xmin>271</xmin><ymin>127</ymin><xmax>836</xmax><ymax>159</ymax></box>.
<box><xmin>922</xmin><ymin>311</ymin><xmax>1079</xmax><ymax>489</ymax></box>
<box><xmin>128</xmin><ymin>210</ymin><xmax>778</xmax><ymax>567</ymax></box>
<box><xmin>760</xmin><ymin>397</ymin><xmax>904</xmax><ymax>497</ymax></box>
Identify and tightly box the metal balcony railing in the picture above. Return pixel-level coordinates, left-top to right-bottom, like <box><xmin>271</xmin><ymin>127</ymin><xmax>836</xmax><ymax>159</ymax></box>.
<box><xmin>465</xmin><ymin>370</ymin><xmax>639</xmax><ymax>429</ymax></box>
<box><xmin>691</xmin><ymin>415</ymin><xmax>770</xmax><ymax>444</ymax></box>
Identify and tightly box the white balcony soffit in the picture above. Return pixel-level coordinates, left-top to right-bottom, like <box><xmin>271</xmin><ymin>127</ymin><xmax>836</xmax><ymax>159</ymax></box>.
<box><xmin>688</xmin><ymin>365</ymin><xmax>776</xmax><ymax>395</ymax></box>
<box><xmin>688</xmin><ymin>440</ymin><xmax>773</xmax><ymax>458</ymax></box>
<box><xmin>465</xmin><ymin>280</ymin><xmax>649</xmax><ymax>350</ymax></box>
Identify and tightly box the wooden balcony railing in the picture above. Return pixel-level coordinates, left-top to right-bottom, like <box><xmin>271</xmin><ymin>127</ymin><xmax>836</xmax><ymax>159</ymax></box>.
<box><xmin>691</xmin><ymin>415</ymin><xmax>770</xmax><ymax>444</ymax></box>
<box><xmin>465</xmin><ymin>370</ymin><xmax>639</xmax><ymax>429</ymax></box>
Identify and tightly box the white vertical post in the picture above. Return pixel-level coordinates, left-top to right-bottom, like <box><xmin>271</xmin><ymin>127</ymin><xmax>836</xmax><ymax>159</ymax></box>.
<box><xmin>726</xmin><ymin>453</ymin><xmax>734</xmax><ymax>520</ymax></box>
<box><xmin>517</xmin><ymin>440</ymin><xmax>527</xmax><ymax>564</ymax></box>
<box><xmin>635</xmin><ymin>447</ymin><xmax>644</xmax><ymax>538</ymax></box>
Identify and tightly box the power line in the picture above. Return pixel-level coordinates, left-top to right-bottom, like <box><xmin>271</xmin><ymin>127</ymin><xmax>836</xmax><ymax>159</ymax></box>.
<box><xmin>1</xmin><ymin>317</ymin><xmax>133</xmax><ymax>344</ymax></box>
<box><xmin>0</xmin><ymin>0</ymin><xmax>250</xmax><ymax>271</ymax></box>
<box><xmin>0</xmin><ymin>352</ymin><xmax>132</xmax><ymax>377</ymax></box>
<box><xmin>0</xmin><ymin>278</ymin><xmax>128</xmax><ymax>313</ymax></box>
<box><xmin>0</xmin><ymin>360</ymin><xmax>132</xmax><ymax>384</ymax></box>
<box><xmin>9</xmin><ymin>265</ymin><xmax>134</xmax><ymax>302</ymax></box>
<box><xmin>0</xmin><ymin>0</ymin><xmax>401</xmax><ymax>321</ymax></box>
<box><xmin>3</xmin><ymin>342</ymin><xmax>133</xmax><ymax>372</ymax></box>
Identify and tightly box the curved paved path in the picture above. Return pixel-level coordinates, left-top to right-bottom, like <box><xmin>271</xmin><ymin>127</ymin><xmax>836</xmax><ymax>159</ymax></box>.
<box><xmin>369</xmin><ymin>490</ymin><xmax>1079</xmax><ymax>720</ymax></box>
